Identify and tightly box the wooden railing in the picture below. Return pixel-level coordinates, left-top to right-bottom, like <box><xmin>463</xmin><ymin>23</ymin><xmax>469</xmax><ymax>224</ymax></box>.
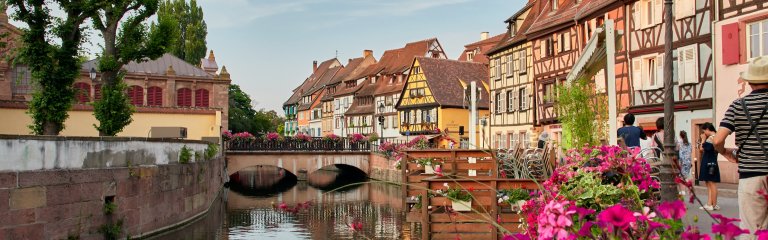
<box><xmin>401</xmin><ymin>149</ymin><xmax>541</xmax><ymax>240</ymax></box>
<box><xmin>226</xmin><ymin>138</ymin><xmax>371</xmax><ymax>152</ymax></box>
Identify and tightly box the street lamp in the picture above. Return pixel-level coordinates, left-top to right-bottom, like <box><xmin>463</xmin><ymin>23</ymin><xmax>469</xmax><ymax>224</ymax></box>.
<box><xmin>89</xmin><ymin>68</ymin><xmax>97</xmax><ymax>81</ymax></box>
<box><xmin>378</xmin><ymin>103</ymin><xmax>385</xmax><ymax>145</ymax></box>
<box><xmin>659</xmin><ymin>0</ymin><xmax>677</xmax><ymax>201</ymax></box>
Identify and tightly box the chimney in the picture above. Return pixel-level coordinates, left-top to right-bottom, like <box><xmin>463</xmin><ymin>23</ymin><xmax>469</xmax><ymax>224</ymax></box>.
<box><xmin>363</xmin><ymin>50</ymin><xmax>373</xmax><ymax>58</ymax></box>
<box><xmin>313</xmin><ymin>61</ymin><xmax>318</xmax><ymax>73</ymax></box>
<box><xmin>480</xmin><ymin>32</ymin><xmax>489</xmax><ymax>40</ymax></box>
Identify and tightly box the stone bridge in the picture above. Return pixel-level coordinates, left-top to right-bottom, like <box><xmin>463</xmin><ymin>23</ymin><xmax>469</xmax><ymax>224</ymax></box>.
<box><xmin>226</xmin><ymin>151</ymin><xmax>371</xmax><ymax>177</ymax></box>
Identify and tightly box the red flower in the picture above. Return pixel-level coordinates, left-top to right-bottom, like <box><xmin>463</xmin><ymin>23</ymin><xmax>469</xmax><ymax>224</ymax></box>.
<box><xmin>597</xmin><ymin>205</ymin><xmax>635</xmax><ymax>230</ymax></box>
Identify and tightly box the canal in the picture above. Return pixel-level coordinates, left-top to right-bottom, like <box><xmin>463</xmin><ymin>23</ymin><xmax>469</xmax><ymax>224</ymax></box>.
<box><xmin>148</xmin><ymin>165</ymin><xmax>413</xmax><ymax>240</ymax></box>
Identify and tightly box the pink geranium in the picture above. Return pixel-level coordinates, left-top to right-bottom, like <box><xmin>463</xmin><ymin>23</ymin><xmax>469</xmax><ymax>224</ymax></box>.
<box><xmin>656</xmin><ymin>200</ymin><xmax>686</xmax><ymax>220</ymax></box>
<box><xmin>349</xmin><ymin>133</ymin><xmax>366</xmax><ymax>143</ymax></box>
<box><xmin>597</xmin><ymin>204</ymin><xmax>635</xmax><ymax>230</ymax></box>
<box><xmin>295</xmin><ymin>132</ymin><xmax>312</xmax><ymax>142</ymax></box>
<box><xmin>537</xmin><ymin>199</ymin><xmax>576</xmax><ymax>239</ymax></box>
<box><xmin>265</xmin><ymin>132</ymin><xmax>280</xmax><ymax>141</ymax></box>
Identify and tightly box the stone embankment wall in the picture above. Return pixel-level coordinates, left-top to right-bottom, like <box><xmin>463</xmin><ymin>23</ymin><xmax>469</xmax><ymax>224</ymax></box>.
<box><xmin>369</xmin><ymin>153</ymin><xmax>401</xmax><ymax>183</ymax></box>
<box><xmin>0</xmin><ymin>135</ymin><xmax>225</xmax><ymax>239</ymax></box>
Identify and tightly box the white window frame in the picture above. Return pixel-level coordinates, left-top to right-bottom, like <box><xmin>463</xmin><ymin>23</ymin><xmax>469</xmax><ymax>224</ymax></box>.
<box><xmin>510</xmin><ymin>133</ymin><xmax>518</xmax><ymax>149</ymax></box>
<box><xmin>551</xmin><ymin>0</ymin><xmax>557</xmax><ymax>11</ymax></box>
<box><xmin>506</xmin><ymin>55</ymin><xmax>514</xmax><ymax>77</ymax></box>
<box><xmin>637</xmin><ymin>0</ymin><xmax>662</xmax><ymax>29</ymax></box>
<box><xmin>678</xmin><ymin>45</ymin><xmax>699</xmax><ymax>85</ymax></box>
<box><xmin>747</xmin><ymin>19</ymin><xmax>768</xmax><ymax>60</ymax></box>
<box><xmin>495</xmin><ymin>92</ymin><xmax>504</xmax><ymax>113</ymax></box>
<box><xmin>467</xmin><ymin>51</ymin><xmax>475</xmax><ymax>62</ymax></box>
<box><xmin>519</xmin><ymin>87</ymin><xmax>528</xmax><ymax>110</ymax></box>
<box><xmin>507</xmin><ymin>89</ymin><xmax>515</xmax><ymax>112</ymax></box>
<box><xmin>519</xmin><ymin>50</ymin><xmax>527</xmax><ymax>74</ymax></box>
<box><xmin>638</xmin><ymin>54</ymin><xmax>664</xmax><ymax>90</ymax></box>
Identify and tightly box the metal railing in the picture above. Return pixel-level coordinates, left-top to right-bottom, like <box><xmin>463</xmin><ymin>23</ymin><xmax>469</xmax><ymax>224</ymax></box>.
<box><xmin>225</xmin><ymin>137</ymin><xmax>372</xmax><ymax>152</ymax></box>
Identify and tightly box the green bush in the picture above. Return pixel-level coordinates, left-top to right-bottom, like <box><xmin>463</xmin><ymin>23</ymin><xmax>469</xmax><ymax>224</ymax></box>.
<box><xmin>98</xmin><ymin>219</ymin><xmax>123</xmax><ymax>240</ymax></box>
<box><xmin>556</xmin><ymin>77</ymin><xmax>609</xmax><ymax>149</ymax></box>
<box><xmin>103</xmin><ymin>201</ymin><xmax>117</xmax><ymax>215</ymax></box>
<box><xmin>179</xmin><ymin>145</ymin><xmax>192</xmax><ymax>164</ymax></box>
<box><xmin>92</xmin><ymin>81</ymin><xmax>134</xmax><ymax>136</ymax></box>
<box><xmin>204</xmin><ymin>143</ymin><xmax>219</xmax><ymax>160</ymax></box>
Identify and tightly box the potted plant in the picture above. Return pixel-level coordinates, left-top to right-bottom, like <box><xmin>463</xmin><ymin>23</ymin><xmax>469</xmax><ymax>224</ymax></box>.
<box><xmin>497</xmin><ymin>189</ymin><xmax>531</xmax><ymax>211</ymax></box>
<box><xmin>443</xmin><ymin>184</ymin><xmax>473</xmax><ymax>212</ymax></box>
<box><xmin>416</xmin><ymin>158</ymin><xmax>440</xmax><ymax>174</ymax></box>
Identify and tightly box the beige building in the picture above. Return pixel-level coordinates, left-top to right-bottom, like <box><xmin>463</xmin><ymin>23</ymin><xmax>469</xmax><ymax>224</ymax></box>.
<box><xmin>0</xmin><ymin>12</ymin><xmax>231</xmax><ymax>140</ymax></box>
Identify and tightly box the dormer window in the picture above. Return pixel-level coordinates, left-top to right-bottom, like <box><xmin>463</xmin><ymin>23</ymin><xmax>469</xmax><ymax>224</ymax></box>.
<box><xmin>467</xmin><ymin>51</ymin><xmax>476</xmax><ymax>62</ymax></box>
<box><xmin>552</xmin><ymin>0</ymin><xmax>558</xmax><ymax>11</ymax></box>
<box><xmin>510</xmin><ymin>22</ymin><xmax>517</xmax><ymax>37</ymax></box>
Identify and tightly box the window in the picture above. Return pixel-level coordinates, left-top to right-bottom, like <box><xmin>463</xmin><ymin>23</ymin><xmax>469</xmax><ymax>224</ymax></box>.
<box><xmin>507</xmin><ymin>90</ymin><xmax>515</xmax><ymax>112</ymax></box>
<box><xmin>559</xmin><ymin>33</ymin><xmax>570</xmax><ymax>52</ymax></box>
<box><xmin>551</xmin><ymin>0</ymin><xmax>558</xmax><ymax>11</ymax></box>
<box><xmin>636</xmin><ymin>0</ymin><xmax>662</xmax><ymax>29</ymax></box>
<box><xmin>393</xmin><ymin>115</ymin><xmax>399</xmax><ymax>128</ymax></box>
<box><xmin>413</xmin><ymin>66</ymin><xmax>421</xmax><ymax>74</ymax></box>
<box><xmin>506</xmin><ymin>55</ymin><xmax>514</xmax><ymax>76</ymax></box>
<box><xmin>147</xmin><ymin>86</ymin><xmax>162</xmax><ymax>106</ymax></box>
<box><xmin>675</xmin><ymin>0</ymin><xmax>695</xmax><ymax>19</ymax></box>
<box><xmin>178</xmin><ymin>88</ymin><xmax>192</xmax><ymax>107</ymax></box>
<box><xmin>522</xmin><ymin>132</ymin><xmax>531</xmax><ymax>148</ymax></box>
<box><xmin>543</xmin><ymin>83</ymin><xmax>555</xmax><ymax>103</ymax></box>
<box><xmin>748</xmin><ymin>20</ymin><xmax>768</xmax><ymax>59</ymax></box>
<box><xmin>94</xmin><ymin>84</ymin><xmax>102</xmax><ymax>101</ymax></box>
<box><xmin>510</xmin><ymin>22</ymin><xmax>517</xmax><ymax>37</ymax></box>
<box><xmin>335</xmin><ymin>99</ymin><xmax>340</xmax><ymax>110</ymax></box>
<box><xmin>678</xmin><ymin>45</ymin><xmax>699</xmax><ymax>85</ymax></box>
<box><xmin>128</xmin><ymin>85</ymin><xmax>144</xmax><ymax>106</ymax></box>
<box><xmin>10</xmin><ymin>65</ymin><xmax>32</xmax><ymax>95</ymax></box>
<box><xmin>495</xmin><ymin>93</ymin><xmax>503</xmax><ymax>113</ymax></box>
<box><xmin>74</xmin><ymin>82</ymin><xmax>90</xmax><ymax>103</ymax></box>
<box><xmin>500</xmin><ymin>132</ymin><xmax>507</xmax><ymax>149</ymax></box>
<box><xmin>467</xmin><ymin>51</ymin><xmax>475</xmax><ymax>62</ymax></box>
<box><xmin>495</xmin><ymin>58</ymin><xmax>501</xmax><ymax>77</ymax></box>
<box><xmin>519</xmin><ymin>87</ymin><xmax>528</xmax><ymax>110</ymax></box>
<box><xmin>541</xmin><ymin>38</ymin><xmax>554</xmax><ymax>57</ymax></box>
<box><xmin>195</xmin><ymin>89</ymin><xmax>210</xmax><ymax>107</ymax></box>
<box><xmin>510</xmin><ymin>133</ymin><xmax>518</xmax><ymax>149</ymax></box>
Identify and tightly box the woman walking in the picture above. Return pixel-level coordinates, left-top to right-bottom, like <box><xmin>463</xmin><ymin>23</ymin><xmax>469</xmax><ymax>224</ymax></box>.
<box><xmin>678</xmin><ymin>131</ymin><xmax>693</xmax><ymax>180</ymax></box>
<box><xmin>697</xmin><ymin>123</ymin><xmax>721</xmax><ymax>211</ymax></box>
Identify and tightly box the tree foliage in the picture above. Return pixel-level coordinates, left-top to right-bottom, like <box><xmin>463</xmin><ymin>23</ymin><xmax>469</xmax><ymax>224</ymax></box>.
<box><xmin>157</xmin><ymin>0</ymin><xmax>206</xmax><ymax>65</ymax></box>
<box><xmin>556</xmin><ymin>77</ymin><xmax>609</xmax><ymax>149</ymax></box>
<box><xmin>8</xmin><ymin>0</ymin><xmax>106</xmax><ymax>135</ymax></box>
<box><xmin>228</xmin><ymin>84</ymin><xmax>285</xmax><ymax>135</ymax></box>
<box><xmin>90</xmin><ymin>0</ymin><xmax>175</xmax><ymax>136</ymax></box>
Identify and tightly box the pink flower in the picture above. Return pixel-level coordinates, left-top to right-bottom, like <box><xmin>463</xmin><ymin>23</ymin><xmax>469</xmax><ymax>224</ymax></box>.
<box><xmin>577</xmin><ymin>221</ymin><xmax>594</xmax><ymax>237</ymax></box>
<box><xmin>633</xmin><ymin>206</ymin><xmax>657</xmax><ymax>222</ymax></box>
<box><xmin>349</xmin><ymin>221</ymin><xmax>363</xmax><ymax>231</ymax></box>
<box><xmin>597</xmin><ymin>205</ymin><xmax>635</xmax><ymax>230</ymax></box>
<box><xmin>758</xmin><ymin>189</ymin><xmax>768</xmax><ymax>202</ymax></box>
<box><xmin>434</xmin><ymin>165</ymin><xmax>443</xmax><ymax>176</ymax></box>
<box><xmin>537</xmin><ymin>200</ymin><xmax>576</xmax><ymax>239</ymax></box>
<box><xmin>502</xmin><ymin>234</ymin><xmax>530</xmax><ymax>240</ymax></box>
<box><xmin>278</xmin><ymin>202</ymin><xmax>287</xmax><ymax>210</ymax></box>
<box><xmin>657</xmin><ymin>200</ymin><xmax>686</xmax><ymax>220</ymax></box>
<box><xmin>572</xmin><ymin>206</ymin><xmax>595</xmax><ymax>220</ymax></box>
<box><xmin>755</xmin><ymin>230</ymin><xmax>768</xmax><ymax>240</ymax></box>
<box><xmin>712</xmin><ymin>221</ymin><xmax>749</xmax><ymax>240</ymax></box>
<box><xmin>681</xmin><ymin>226</ymin><xmax>712</xmax><ymax>240</ymax></box>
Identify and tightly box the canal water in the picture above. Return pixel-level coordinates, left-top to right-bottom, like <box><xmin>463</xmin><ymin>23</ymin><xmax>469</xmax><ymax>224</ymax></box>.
<box><xmin>149</xmin><ymin>165</ymin><xmax>412</xmax><ymax>240</ymax></box>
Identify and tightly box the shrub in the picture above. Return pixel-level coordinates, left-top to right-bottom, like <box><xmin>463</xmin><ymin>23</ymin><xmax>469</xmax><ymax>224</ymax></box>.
<box><xmin>204</xmin><ymin>143</ymin><xmax>218</xmax><ymax>160</ymax></box>
<box><xmin>179</xmin><ymin>145</ymin><xmax>192</xmax><ymax>164</ymax></box>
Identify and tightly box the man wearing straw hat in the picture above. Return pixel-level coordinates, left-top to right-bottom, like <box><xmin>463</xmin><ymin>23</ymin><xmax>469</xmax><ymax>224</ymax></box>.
<box><xmin>714</xmin><ymin>57</ymin><xmax>768</xmax><ymax>238</ymax></box>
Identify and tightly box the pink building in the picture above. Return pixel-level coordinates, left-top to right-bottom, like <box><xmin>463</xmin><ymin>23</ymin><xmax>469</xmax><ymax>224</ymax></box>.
<box><xmin>713</xmin><ymin>0</ymin><xmax>768</xmax><ymax>183</ymax></box>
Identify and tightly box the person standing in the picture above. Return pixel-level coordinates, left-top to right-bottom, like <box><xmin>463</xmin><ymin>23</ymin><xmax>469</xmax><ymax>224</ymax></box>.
<box><xmin>697</xmin><ymin>123</ymin><xmax>721</xmax><ymax>210</ymax></box>
<box><xmin>538</xmin><ymin>131</ymin><xmax>549</xmax><ymax>149</ymax></box>
<box><xmin>617</xmin><ymin>113</ymin><xmax>647</xmax><ymax>148</ymax></box>
<box><xmin>678</xmin><ymin>130</ymin><xmax>693</xmax><ymax>180</ymax></box>
<box><xmin>650</xmin><ymin>117</ymin><xmax>665</xmax><ymax>158</ymax></box>
<box><xmin>714</xmin><ymin>57</ymin><xmax>768</xmax><ymax>238</ymax></box>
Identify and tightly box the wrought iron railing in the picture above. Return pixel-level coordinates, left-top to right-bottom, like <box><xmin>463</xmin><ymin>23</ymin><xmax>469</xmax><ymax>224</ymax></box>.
<box><xmin>225</xmin><ymin>137</ymin><xmax>371</xmax><ymax>152</ymax></box>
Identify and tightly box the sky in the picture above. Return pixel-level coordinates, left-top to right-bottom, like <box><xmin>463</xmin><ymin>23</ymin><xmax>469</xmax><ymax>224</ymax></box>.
<box><xmin>9</xmin><ymin>0</ymin><xmax>527</xmax><ymax>113</ymax></box>
<box><xmin>197</xmin><ymin>0</ymin><xmax>526</xmax><ymax>113</ymax></box>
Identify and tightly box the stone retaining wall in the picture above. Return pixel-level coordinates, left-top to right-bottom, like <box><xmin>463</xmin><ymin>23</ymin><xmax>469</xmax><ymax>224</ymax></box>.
<box><xmin>0</xmin><ymin>136</ymin><xmax>225</xmax><ymax>239</ymax></box>
<box><xmin>369</xmin><ymin>153</ymin><xmax>401</xmax><ymax>183</ymax></box>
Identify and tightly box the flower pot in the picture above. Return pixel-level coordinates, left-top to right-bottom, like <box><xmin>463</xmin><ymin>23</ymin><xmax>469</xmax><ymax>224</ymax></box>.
<box><xmin>424</xmin><ymin>164</ymin><xmax>439</xmax><ymax>174</ymax></box>
<box><xmin>451</xmin><ymin>200</ymin><xmax>472</xmax><ymax>212</ymax></box>
<box><xmin>510</xmin><ymin>200</ymin><xmax>527</xmax><ymax>212</ymax></box>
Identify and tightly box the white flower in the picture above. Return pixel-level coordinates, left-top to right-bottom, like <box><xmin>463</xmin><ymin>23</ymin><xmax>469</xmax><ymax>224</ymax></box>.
<box><xmin>503</xmin><ymin>196</ymin><xmax>510</xmax><ymax>201</ymax></box>
<box><xmin>443</xmin><ymin>183</ymin><xmax>449</xmax><ymax>187</ymax></box>
<box><xmin>417</xmin><ymin>164</ymin><xmax>422</xmax><ymax>167</ymax></box>
<box><xmin>498</xmin><ymin>198</ymin><xmax>503</xmax><ymax>204</ymax></box>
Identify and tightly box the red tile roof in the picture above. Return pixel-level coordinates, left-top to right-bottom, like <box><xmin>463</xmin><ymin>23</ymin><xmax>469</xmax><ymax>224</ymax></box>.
<box><xmin>283</xmin><ymin>58</ymin><xmax>340</xmax><ymax>106</ymax></box>
<box><xmin>526</xmin><ymin>0</ymin><xmax>585</xmax><ymax>37</ymax></box>
<box><xmin>457</xmin><ymin>33</ymin><xmax>505</xmax><ymax>64</ymax></box>
<box><xmin>409</xmin><ymin>57</ymin><xmax>490</xmax><ymax>109</ymax></box>
<box><xmin>344</xmin><ymin>100</ymin><xmax>374</xmax><ymax>115</ymax></box>
<box><xmin>486</xmin><ymin>1</ymin><xmax>539</xmax><ymax>55</ymax></box>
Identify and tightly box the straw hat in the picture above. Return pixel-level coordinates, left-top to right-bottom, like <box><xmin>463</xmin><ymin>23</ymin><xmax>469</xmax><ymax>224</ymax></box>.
<box><xmin>741</xmin><ymin>57</ymin><xmax>768</xmax><ymax>84</ymax></box>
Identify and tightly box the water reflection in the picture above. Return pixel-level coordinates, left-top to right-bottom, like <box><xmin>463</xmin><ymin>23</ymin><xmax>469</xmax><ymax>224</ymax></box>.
<box><xmin>153</xmin><ymin>166</ymin><xmax>410</xmax><ymax>240</ymax></box>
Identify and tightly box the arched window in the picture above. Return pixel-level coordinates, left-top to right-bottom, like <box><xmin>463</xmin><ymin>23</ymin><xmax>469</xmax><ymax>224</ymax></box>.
<box><xmin>147</xmin><ymin>86</ymin><xmax>162</xmax><ymax>106</ymax></box>
<box><xmin>73</xmin><ymin>82</ymin><xmax>90</xmax><ymax>103</ymax></box>
<box><xmin>177</xmin><ymin>88</ymin><xmax>192</xmax><ymax>107</ymax></box>
<box><xmin>195</xmin><ymin>88</ymin><xmax>209</xmax><ymax>107</ymax></box>
<box><xmin>127</xmin><ymin>85</ymin><xmax>144</xmax><ymax>106</ymax></box>
<box><xmin>94</xmin><ymin>84</ymin><xmax>102</xmax><ymax>101</ymax></box>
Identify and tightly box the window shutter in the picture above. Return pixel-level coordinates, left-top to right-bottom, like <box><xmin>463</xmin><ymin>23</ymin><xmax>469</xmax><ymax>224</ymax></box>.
<box><xmin>722</xmin><ymin>23</ymin><xmax>741</xmax><ymax>65</ymax></box>
<box><xmin>656</xmin><ymin>54</ymin><xmax>664</xmax><ymax>89</ymax></box>
<box><xmin>684</xmin><ymin>46</ymin><xmax>698</xmax><ymax>84</ymax></box>
<box><xmin>633</xmin><ymin>2</ymin><xmax>641</xmax><ymax>29</ymax></box>
<box><xmin>195</xmin><ymin>89</ymin><xmax>209</xmax><ymax>107</ymax></box>
<box><xmin>632</xmin><ymin>59</ymin><xmax>643</xmax><ymax>91</ymax></box>
<box><xmin>94</xmin><ymin>84</ymin><xmax>102</xmax><ymax>101</ymax></box>
<box><xmin>654</xmin><ymin>0</ymin><xmax>663</xmax><ymax>25</ymax></box>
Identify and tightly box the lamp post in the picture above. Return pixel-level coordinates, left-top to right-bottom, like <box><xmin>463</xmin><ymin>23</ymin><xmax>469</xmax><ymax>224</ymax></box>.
<box><xmin>89</xmin><ymin>68</ymin><xmax>97</xmax><ymax>81</ymax></box>
<box><xmin>378</xmin><ymin>103</ymin><xmax>385</xmax><ymax>145</ymax></box>
<box><xmin>659</xmin><ymin>0</ymin><xmax>677</xmax><ymax>201</ymax></box>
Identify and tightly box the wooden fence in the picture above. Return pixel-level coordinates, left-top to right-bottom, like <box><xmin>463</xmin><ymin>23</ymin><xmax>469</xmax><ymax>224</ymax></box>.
<box><xmin>401</xmin><ymin>149</ymin><xmax>541</xmax><ymax>240</ymax></box>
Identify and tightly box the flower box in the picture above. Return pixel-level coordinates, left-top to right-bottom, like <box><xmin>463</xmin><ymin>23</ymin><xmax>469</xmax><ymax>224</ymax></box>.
<box><xmin>451</xmin><ymin>200</ymin><xmax>472</xmax><ymax>212</ymax></box>
<box><xmin>510</xmin><ymin>200</ymin><xmax>526</xmax><ymax>212</ymax></box>
<box><xmin>424</xmin><ymin>164</ymin><xmax>439</xmax><ymax>175</ymax></box>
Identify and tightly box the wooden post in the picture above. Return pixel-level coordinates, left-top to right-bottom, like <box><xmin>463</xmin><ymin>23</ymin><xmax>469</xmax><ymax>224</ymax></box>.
<box><xmin>421</xmin><ymin>187</ymin><xmax>430</xmax><ymax>240</ymax></box>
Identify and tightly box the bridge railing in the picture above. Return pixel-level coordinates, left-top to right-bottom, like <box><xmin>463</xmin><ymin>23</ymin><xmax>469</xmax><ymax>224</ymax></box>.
<box><xmin>225</xmin><ymin>137</ymin><xmax>371</xmax><ymax>152</ymax></box>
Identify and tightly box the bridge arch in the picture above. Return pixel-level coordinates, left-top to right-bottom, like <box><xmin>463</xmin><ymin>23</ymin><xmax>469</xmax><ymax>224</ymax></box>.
<box><xmin>228</xmin><ymin>165</ymin><xmax>298</xmax><ymax>196</ymax></box>
<box><xmin>226</xmin><ymin>152</ymin><xmax>370</xmax><ymax>177</ymax></box>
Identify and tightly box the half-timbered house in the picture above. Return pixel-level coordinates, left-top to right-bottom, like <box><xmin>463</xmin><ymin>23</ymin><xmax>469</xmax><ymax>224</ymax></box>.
<box><xmin>288</xmin><ymin>58</ymin><xmax>342</xmax><ymax>136</ymax></box>
<box><xmin>332</xmin><ymin>52</ymin><xmax>376</xmax><ymax>137</ymax></box>
<box><xmin>486</xmin><ymin>1</ymin><xmax>538</xmax><ymax>150</ymax></box>
<box><xmin>712</xmin><ymin>0</ymin><xmax>768</xmax><ymax>183</ymax></box>
<box><xmin>396</xmin><ymin>57</ymin><xmax>490</xmax><ymax>148</ymax></box>
<box><xmin>625</xmin><ymin>0</ymin><xmax>713</xmax><ymax>150</ymax></box>
<box><xmin>458</xmin><ymin>32</ymin><xmax>505</xmax><ymax>64</ymax></box>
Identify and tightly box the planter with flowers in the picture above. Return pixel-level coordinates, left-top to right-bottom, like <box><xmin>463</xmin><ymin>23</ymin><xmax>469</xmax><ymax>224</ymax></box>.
<box><xmin>416</xmin><ymin>158</ymin><xmax>440</xmax><ymax>174</ymax></box>
<box><xmin>442</xmin><ymin>184</ymin><xmax>473</xmax><ymax>212</ymax></box>
<box><xmin>295</xmin><ymin>133</ymin><xmax>312</xmax><ymax>143</ymax></box>
<box><xmin>265</xmin><ymin>132</ymin><xmax>281</xmax><ymax>142</ymax></box>
<box><xmin>497</xmin><ymin>189</ymin><xmax>530</xmax><ymax>212</ymax></box>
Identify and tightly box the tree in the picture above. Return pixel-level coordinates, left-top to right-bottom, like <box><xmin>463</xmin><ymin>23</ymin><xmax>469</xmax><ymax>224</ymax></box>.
<box><xmin>90</xmin><ymin>0</ymin><xmax>174</xmax><ymax>136</ymax></box>
<box><xmin>8</xmin><ymin>0</ymin><xmax>106</xmax><ymax>135</ymax></box>
<box><xmin>157</xmin><ymin>0</ymin><xmax>206</xmax><ymax>65</ymax></box>
<box><xmin>556</xmin><ymin>77</ymin><xmax>609</xmax><ymax>149</ymax></box>
<box><xmin>228</xmin><ymin>84</ymin><xmax>285</xmax><ymax>135</ymax></box>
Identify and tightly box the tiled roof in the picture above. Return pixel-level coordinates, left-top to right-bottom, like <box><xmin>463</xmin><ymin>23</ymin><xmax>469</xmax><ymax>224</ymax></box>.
<box><xmin>334</xmin><ymin>55</ymin><xmax>376</xmax><ymax>98</ymax></box>
<box><xmin>345</xmin><ymin>100</ymin><xmax>374</xmax><ymax>115</ymax></box>
<box><xmin>328</xmin><ymin>58</ymin><xmax>364</xmax><ymax>86</ymax></box>
<box><xmin>82</xmin><ymin>53</ymin><xmax>214</xmax><ymax>79</ymax></box>
<box><xmin>415</xmin><ymin>57</ymin><xmax>490</xmax><ymax>109</ymax></box>
<box><xmin>304</xmin><ymin>66</ymin><xmax>341</xmax><ymax>97</ymax></box>
<box><xmin>457</xmin><ymin>33</ymin><xmax>504</xmax><ymax>64</ymax></box>
<box><xmin>382</xmin><ymin>38</ymin><xmax>436</xmax><ymax>75</ymax></box>
<box><xmin>334</xmin><ymin>78</ymin><xmax>370</xmax><ymax>98</ymax></box>
<box><xmin>283</xmin><ymin>58</ymin><xmax>340</xmax><ymax>106</ymax></box>
<box><xmin>526</xmin><ymin>0</ymin><xmax>583</xmax><ymax>37</ymax></box>
<box><xmin>575</xmin><ymin>0</ymin><xmax>621</xmax><ymax>21</ymax></box>
<box><xmin>486</xmin><ymin>1</ymin><xmax>539</xmax><ymax>55</ymax></box>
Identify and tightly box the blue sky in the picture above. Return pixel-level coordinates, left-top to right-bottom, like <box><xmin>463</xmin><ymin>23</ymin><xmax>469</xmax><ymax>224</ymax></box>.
<box><xmin>198</xmin><ymin>0</ymin><xmax>526</xmax><ymax>113</ymax></box>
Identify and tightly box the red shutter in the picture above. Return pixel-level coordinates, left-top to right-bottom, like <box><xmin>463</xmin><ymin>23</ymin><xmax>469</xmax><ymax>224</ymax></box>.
<box><xmin>73</xmin><ymin>82</ymin><xmax>90</xmax><ymax>103</ymax></box>
<box><xmin>94</xmin><ymin>84</ymin><xmax>102</xmax><ymax>100</ymax></box>
<box><xmin>195</xmin><ymin>89</ymin><xmax>209</xmax><ymax>107</ymax></box>
<box><xmin>177</xmin><ymin>88</ymin><xmax>192</xmax><ymax>107</ymax></box>
<box><xmin>128</xmin><ymin>86</ymin><xmax>143</xmax><ymax>106</ymax></box>
<box><xmin>147</xmin><ymin>86</ymin><xmax>162</xmax><ymax>106</ymax></box>
<box><xmin>722</xmin><ymin>23</ymin><xmax>740</xmax><ymax>65</ymax></box>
